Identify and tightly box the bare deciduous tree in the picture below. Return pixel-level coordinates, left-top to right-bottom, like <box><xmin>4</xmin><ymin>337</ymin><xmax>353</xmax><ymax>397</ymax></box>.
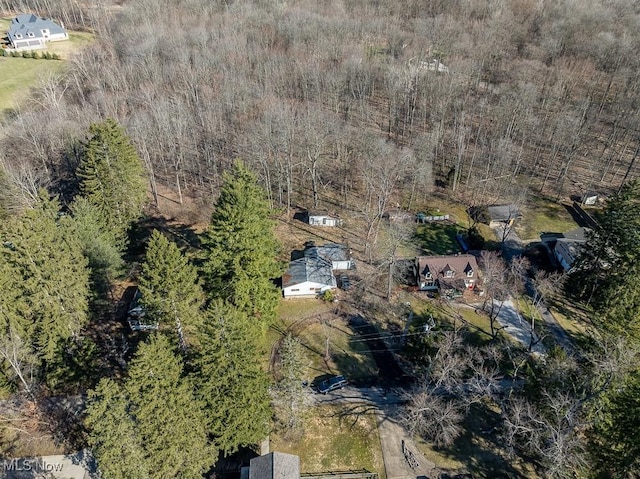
<box><xmin>402</xmin><ymin>388</ymin><xmax>464</xmax><ymax>448</ymax></box>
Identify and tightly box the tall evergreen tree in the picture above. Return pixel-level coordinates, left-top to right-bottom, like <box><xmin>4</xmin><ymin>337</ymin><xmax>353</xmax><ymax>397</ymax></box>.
<box><xmin>202</xmin><ymin>161</ymin><xmax>282</xmax><ymax>327</ymax></box>
<box><xmin>76</xmin><ymin>118</ymin><xmax>147</xmax><ymax>248</ymax></box>
<box><xmin>86</xmin><ymin>336</ymin><xmax>213</xmax><ymax>479</ymax></box>
<box><xmin>126</xmin><ymin>334</ymin><xmax>213</xmax><ymax>478</ymax></box>
<box><xmin>194</xmin><ymin>301</ymin><xmax>271</xmax><ymax>455</ymax></box>
<box><xmin>138</xmin><ymin>230</ymin><xmax>204</xmax><ymax>351</ymax></box>
<box><xmin>86</xmin><ymin>379</ymin><xmax>150</xmax><ymax>479</ymax></box>
<box><xmin>589</xmin><ymin>368</ymin><xmax>640</xmax><ymax>478</ymax></box>
<box><xmin>0</xmin><ymin>257</ymin><xmax>37</xmax><ymax>397</ymax></box>
<box><xmin>0</xmin><ymin>192</ymin><xmax>90</xmax><ymax>382</ymax></box>
<box><xmin>568</xmin><ymin>180</ymin><xmax>640</xmax><ymax>335</ymax></box>
<box><xmin>70</xmin><ymin>197</ymin><xmax>124</xmax><ymax>288</ymax></box>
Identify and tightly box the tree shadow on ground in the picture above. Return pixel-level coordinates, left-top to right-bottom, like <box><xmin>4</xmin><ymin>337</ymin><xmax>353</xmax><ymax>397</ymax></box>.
<box><xmin>126</xmin><ymin>215</ymin><xmax>202</xmax><ymax>263</ymax></box>
<box><xmin>435</xmin><ymin>402</ymin><xmax>532</xmax><ymax>478</ymax></box>
<box><xmin>562</xmin><ymin>203</ymin><xmax>591</xmax><ymax>228</ymax></box>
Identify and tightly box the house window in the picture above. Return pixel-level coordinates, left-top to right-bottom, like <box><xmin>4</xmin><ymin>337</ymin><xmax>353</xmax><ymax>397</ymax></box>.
<box><xmin>15</xmin><ymin>33</ymin><xmax>22</xmax><ymax>39</ymax></box>
<box><xmin>291</xmin><ymin>289</ymin><xmax>300</xmax><ymax>292</ymax></box>
<box><xmin>27</xmin><ymin>32</ymin><xmax>34</xmax><ymax>37</ymax></box>
<box><xmin>444</xmin><ymin>270</ymin><xmax>454</xmax><ymax>278</ymax></box>
<box><xmin>322</xmin><ymin>218</ymin><xmax>327</xmax><ymax>225</ymax></box>
<box><xmin>467</xmin><ymin>270</ymin><xmax>474</xmax><ymax>278</ymax></box>
<box><xmin>424</xmin><ymin>272</ymin><xmax>432</xmax><ymax>279</ymax></box>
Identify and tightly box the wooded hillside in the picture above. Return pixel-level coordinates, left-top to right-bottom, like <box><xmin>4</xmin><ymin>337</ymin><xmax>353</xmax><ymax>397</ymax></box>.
<box><xmin>1</xmin><ymin>0</ymin><xmax>640</xmax><ymax>212</ymax></box>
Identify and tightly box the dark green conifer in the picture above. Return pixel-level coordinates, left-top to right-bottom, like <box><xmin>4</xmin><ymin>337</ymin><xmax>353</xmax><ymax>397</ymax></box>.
<box><xmin>193</xmin><ymin>302</ymin><xmax>271</xmax><ymax>455</ymax></box>
<box><xmin>0</xmin><ymin>192</ymin><xmax>89</xmax><ymax>367</ymax></box>
<box><xmin>202</xmin><ymin>161</ymin><xmax>282</xmax><ymax>327</ymax></box>
<box><xmin>76</xmin><ymin>118</ymin><xmax>147</xmax><ymax>249</ymax></box>
<box><xmin>569</xmin><ymin>180</ymin><xmax>640</xmax><ymax>335</ymax></box>
<box><xmin>139</xmin><ymin>230</ymin><xmax>204</xmax><ymax>351</ymax></box>
<box><xmin>126</xmin><ymin>334</ymin><xmax>213</xmax><ymax>478</ymax></box>
<box><xmin>86</xmin><ymin>379</ymin><xmax>150</xmax><ymax>479</ymax></box>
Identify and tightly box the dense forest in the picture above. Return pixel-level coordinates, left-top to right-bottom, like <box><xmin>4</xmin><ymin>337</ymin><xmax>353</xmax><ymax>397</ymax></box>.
<box><xmin>2</xmin><ymin>0</ymin><xmax>640</xmax><ymax>214</ymax></box>
<box><xmin>2</xmin><ymin>1</ymin><xmax>640</xmax><ymax>478</ymax></box>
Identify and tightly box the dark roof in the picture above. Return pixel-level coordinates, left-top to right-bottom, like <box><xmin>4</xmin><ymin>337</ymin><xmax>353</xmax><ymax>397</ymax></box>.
<box><xmin>249</xmin><ymin>452</ymin><xmax>300</xmax><ymax>479</ymax></box>
<box><xmin>416</xmin><ymin>254</ymin><xmax>479</xmax><ymax>284</ymax></box>
<box><xmin>487</xmin><ymin>204</ymin><xmax>521</xmax><ymax>222</ymax></box>
<box><xmin>282</xmin><ymin>257</ymin><xmax>335</xmax><ymax>288</ymax></box>
<box><xmin>305</xmin><ymin>243</ymin><xmax>350</xmax><ymax>263</ymax></box>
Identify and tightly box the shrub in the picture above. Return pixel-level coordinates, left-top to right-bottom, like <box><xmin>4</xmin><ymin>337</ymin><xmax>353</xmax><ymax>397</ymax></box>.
<box><xmin>320</xmin><ymin>289</ymin><xmax>335</xmax><ymax>302</ymax></box>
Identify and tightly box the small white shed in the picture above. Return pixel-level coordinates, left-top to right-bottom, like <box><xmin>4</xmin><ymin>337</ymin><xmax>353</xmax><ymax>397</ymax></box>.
<box><xmin>307</xmin><ymin>211</ymin><xmax>342</xmax><ymax>227</ymax></box>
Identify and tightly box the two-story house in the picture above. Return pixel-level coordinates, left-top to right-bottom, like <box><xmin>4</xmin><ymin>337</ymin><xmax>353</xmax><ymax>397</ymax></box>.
<box><xmin>415</xmin><ymin>254</ymin><xmax>479</xmax><ymax>295</ymax></box>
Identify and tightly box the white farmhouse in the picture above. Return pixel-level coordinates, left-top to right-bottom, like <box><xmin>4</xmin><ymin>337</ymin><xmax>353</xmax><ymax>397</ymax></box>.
<box><xmin>7</xmin><ymin>14</ymin><xmax>68</xmax><ymax>50</ymax></box>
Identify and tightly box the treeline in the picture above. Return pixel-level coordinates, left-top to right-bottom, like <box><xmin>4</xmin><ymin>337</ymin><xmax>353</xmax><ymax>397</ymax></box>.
<box><xmin>2</xmin><ymin>0</ymin><xmax>640</xmax><ymax>218</ymax></box>
<box><xmin>0</xmin><ymin>119</ymin><xmax>146</xmax><ymax>396</ymax></box>
<box><xmin>0</xmin><ymin>119</ymin><xmax>282</xmax><ymax>477</ymax></box>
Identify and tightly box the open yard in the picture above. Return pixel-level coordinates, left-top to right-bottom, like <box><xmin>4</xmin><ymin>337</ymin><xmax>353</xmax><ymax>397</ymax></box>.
<box><xmin>272</xmin><ymin>300</ymin><xmax>379</xmax><ymax>383</ymax></box>
<box><xmin>0</xmin><ymin>57</ymin><xmax>65</xmax><ymax>111</ymax></box>
<box><xmin>0</xmin><ymin>17</ymin><xmax>94</xmax><ymax>113</ymax></box>
<box><xmin>516</xmin><ymin>197</ymin><xmax>579</xmax><ymax>241</ymax></box>
<box><xmin>270</xmin><ymin>404</ymin><xmax>385</xmax><ymax>476</ymax></box>
<box><xmin>415</xmin><ymin>222</ymin><xmax>462</xmax><ymax>255</ymax></box>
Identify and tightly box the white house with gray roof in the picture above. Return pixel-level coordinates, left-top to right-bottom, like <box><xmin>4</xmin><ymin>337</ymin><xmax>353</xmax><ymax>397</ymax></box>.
<box><xmin>7</xmin><ymin>14</ymin><xmax>68</xmax><ymax>50</ymax></box>
<box><xmin>282</xmin><ymin>256</ymin><xmax>336</xmax><ymax>298</ymax></box>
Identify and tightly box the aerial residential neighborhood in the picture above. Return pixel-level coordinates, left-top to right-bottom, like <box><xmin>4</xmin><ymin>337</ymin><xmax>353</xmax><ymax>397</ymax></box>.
<box><xmin>1</xmin><ymin>1</ymin><xmax>640</xmax><ymax>479</ymax></box>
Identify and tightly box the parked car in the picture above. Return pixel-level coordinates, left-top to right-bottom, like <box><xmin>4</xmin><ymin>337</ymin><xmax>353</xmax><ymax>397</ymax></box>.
<box><xmin>339</xmin><ymin>274</ymin><xmax>351</xmax><ymax>290</ymax></box>
<box><xmin>316</xmin><ymin>375</ymin><xmax>348</xmax><ymax>394</ymax></box>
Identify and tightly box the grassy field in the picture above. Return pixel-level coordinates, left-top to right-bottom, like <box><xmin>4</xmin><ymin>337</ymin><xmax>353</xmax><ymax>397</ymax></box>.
<box><xmin>296</xmin><ymin>317</ymin><xmax>379</xmax><ymax>383</ymax></box>
<box><xmin>516</xmin><ymin>197</ymin><xmax>579</xmax><ymax>241</ymax></box>
<box><xmin>271</xmin><ymin>404</ymin><xmax>385</xmax><ymax>476</ymax></box>
<box><xmin>0</xmin><ymin>57</ymin><xmax>65</xmax><ymax>111</ymax></box>
<box><xmin>0</xmin><ymin>18</ymin><xmax>94</xmax><ymax>113</ymax></box>
<box><xmin>271</xmin><ymin>299</ymin><xmax>379</xmax><ymax>383</ymax></box>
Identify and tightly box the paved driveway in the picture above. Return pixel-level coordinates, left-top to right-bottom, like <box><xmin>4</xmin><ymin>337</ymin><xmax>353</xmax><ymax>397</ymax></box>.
<box><xmin>494</xmin><ymin>298</ymin><xmax>546</xmax><ymax>354</ymax></box>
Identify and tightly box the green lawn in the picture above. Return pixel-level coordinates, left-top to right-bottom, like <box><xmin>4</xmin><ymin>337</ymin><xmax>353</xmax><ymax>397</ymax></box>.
<box><xmin>271</xmin><ymin>299</ymin><xmax>379</xmax><ymax>382</ymax></box>
<box><xmin>271</xmin><ymin>404</ymin><xmax>385</xmax><ymax>476</ymax></box>
<box><xmin>516</xmin><ymin>197</ymin><xmax>578</xmax><ymax>241</ymax></box>
<box><xmin>416</xmin><ymin>223</ymin><xmax>463</xmax><ymax>255</ymax></box>
<box><xmin>0</xmin><ymin>17</ymin><xmax>94</xmax><ymax>113</ymax></box>
<box><xmin>296</xmin><ymin>319</ymin><xmax>379</xmax><ymax>382</ymax></box>
<box><xmin>0</xmin><ymin>57</ymin><xmax>65</xmax><ymax>112</ymax></box>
